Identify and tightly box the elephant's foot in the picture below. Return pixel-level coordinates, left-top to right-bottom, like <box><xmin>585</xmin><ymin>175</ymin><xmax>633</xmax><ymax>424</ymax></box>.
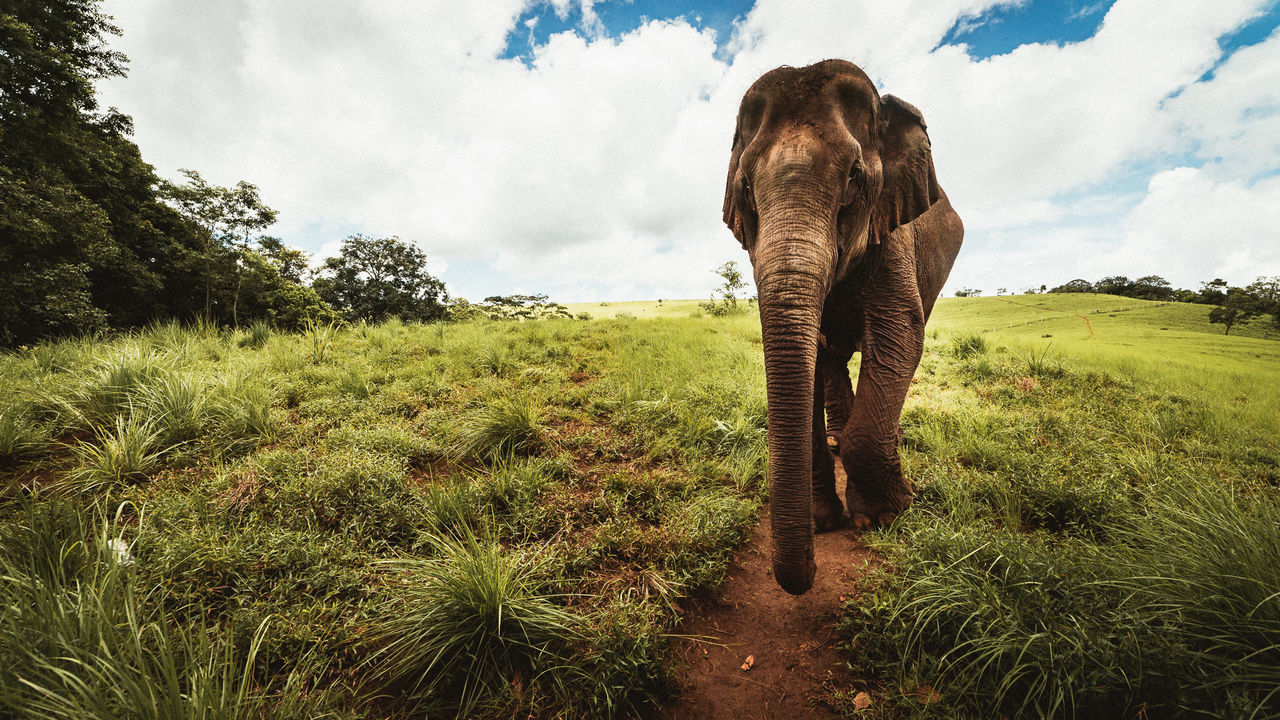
<box><xmin>812</xmin><ymin>489</ymin><xmax>844</xmax><ymax>532</ymax></box>
<box><xmin>845</xmin><ymin>477</ymin><xmax>913</xmax><ymax>531</ymax></box>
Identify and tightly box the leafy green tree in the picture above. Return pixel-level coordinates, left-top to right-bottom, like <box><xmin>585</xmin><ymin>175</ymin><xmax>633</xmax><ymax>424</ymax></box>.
<box><xmin>1094</xmin><ymin>276</ymin><xmax>1134</xmax><ymax>296</ymax></box>
<box><xmin>159</xmin><ymin>170</ymin><xmax>277</xmax><ymax>325</ymax></box>
<box><xmin>1050</xmin><ymin>279</ymin><xmax>1095</xmax><ymax>294</ymax></box>
<box><xmin>235</xmin><ymin>251</ymin><xmax>337</xmax><ymax>328</ymax></box>
<box><xmin>700</xmin><ymin>261</ymin><xmax>750</xmax><ymax>316</ymax></box>
<box><xmin>1198</xmin><ymin>278</ymin><xmax>1228</xmax><ymax>305</ymax></box>
<box><xmin>1208</xmin><ymin>288</ymin><xmax>1262</xmax><ymax>336</ymax></box>
<box><xmin>1131</xmin><ymin>275</ymin><xmax>1174</xmax><ymax>301</ymax></box>
<box><xmin>1</xmin><ymin>1</ymin><xmax>212</xmax><ymax>344</ymax></box>
<box><xmin>313</xmin><ymin>235</ymin><xmax>448</xmax><ymax>323</ymax></box>
<box><xmin>1246</xmin><ymin>276</ymin><xmax>1279</xmax><ymax>306</ymax></box>
<box><xmin>257</xmin><ymin>236</ymin><xmax>311</xmax><ymax>284</ymax></box>
<box><xmin>478</xmin><ymin>294</ymin><xmax>572</xmax><ymax>320</ymax></box>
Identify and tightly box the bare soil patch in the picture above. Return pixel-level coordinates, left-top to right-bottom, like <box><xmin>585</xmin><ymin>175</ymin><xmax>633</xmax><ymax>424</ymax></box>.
<box><xmin>656</xmin><ymin>463</ymin><xmax>875</xmax><ymax>720</ymax></box>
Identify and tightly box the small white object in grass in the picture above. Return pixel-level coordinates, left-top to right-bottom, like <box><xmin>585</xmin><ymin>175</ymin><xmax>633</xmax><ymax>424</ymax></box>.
<box><xmin>106</xmin><ymin>538</ymin><xmax>135</xmax><ymax>566</ymax></box>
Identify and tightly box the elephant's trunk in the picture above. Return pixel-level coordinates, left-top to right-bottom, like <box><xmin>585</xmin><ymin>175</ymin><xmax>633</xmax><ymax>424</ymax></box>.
<box><xmin>753</xmin><ymin>196</ymin><xmax>836</xmax><ymax>596</ymax></box>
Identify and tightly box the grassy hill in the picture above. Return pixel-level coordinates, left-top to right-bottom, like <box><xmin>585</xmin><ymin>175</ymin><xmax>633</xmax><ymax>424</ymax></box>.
<box><xmin>929</xmin><ymin>293</ymin><xmax>1280</xmax><ymax>440</ymax></box>
<box><xmin>0</xmin><ymin>300</ymin><xmax>1277</xmax><ymax>718</ymax></box>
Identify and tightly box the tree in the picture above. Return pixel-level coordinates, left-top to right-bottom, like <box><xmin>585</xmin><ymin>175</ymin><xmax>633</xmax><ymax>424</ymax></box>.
<box><xmin>953</xmin><ymin>288</ymin><xmax>982</xmax><ymax>297</ymax></box>
<box><xmin>222</xmin><ymin>181</ymin><xmax>277</xmax><ymax>325</ymax></box>
<box><xmin>1246</xmin><ymin>276</ymin><xmax>1280</xmax><ymax>305</ymax></box>
<box><xmin>700</xmin><ymin>261</ymin><xmax>750</xmax><ymax>316</ymax></box>
<box><xmin>1049</xmin><ymin>279</ymin><xmax>1094</xmax><ymax>293</ymax></box>
<box><xmin>257</xmin><ymin>236</ymin><xmax>311</xmax><ymax>284</ymax></box>
<box><xmin>1208</xmin><ymin>288</ymin><xmax>1262</xmax><ymax>336</ymax></box>
<box><xmin>476</xmin><ymin>294</ymin><xmax>571</xmax><ymax>320</ymax></box>
<box><xmin>1094</xmin><ymin>276</ymin><xmax>1133</xmax><ymax>296</ymax></box>
<box><xmin>0</xmin><ymin>0</ymin><xmax>210</xmax><ymax>344</ymax></box>
<box><xmin>234</xmin><ymin>251</ymin><xmax>337</xmax><ymax>328</ymax></box>
<box><xmin>1131</xmin><ymin>275</ymin><xmax>1174</xmax><ymax>301</ymax></box>
<box><xmin>160</xmin><ymin>170</ymin><xmax>277</xmax><ymax>325</ymax></box>
<box><xmin>313</xmin><ymin>235</ymin><xmax>448</xmax><ymax>323</ymax></box>
<box><xmin>1197</xmin><ymin>278</ymin><xmax>1228</xmax><ymax>305</ymax></box>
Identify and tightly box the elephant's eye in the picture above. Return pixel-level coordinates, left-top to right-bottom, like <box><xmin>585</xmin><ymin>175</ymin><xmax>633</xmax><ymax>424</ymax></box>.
<box><xmin>847</xmin><ymin>163</ymin><xmax>864</xmax><ymax>187</ymax></box>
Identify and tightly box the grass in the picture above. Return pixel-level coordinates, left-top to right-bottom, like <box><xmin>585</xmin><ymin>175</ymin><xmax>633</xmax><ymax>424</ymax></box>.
<box><xmin>835</xmin><ymin>294</ymin><xmax>1280</xmax><ymax>719</ymax></box>
<box><xmin>0</xmin><ymin>312</ymin><xmax>767</xmax><ymax>717</ymax></box>
<box><xmin>1</xmin><ymin>296</ymin><xmax>1276</xmax><ymax>718</ymax></box>
<box><xmin>367</xmin><ymin>530</ymin><xmax>588</xmax><ymax>716</ymax></box>
<box><xmin>452</xmin><ymin>395</ymin><xmax>548</xmax><ymax>459</ymax></box>
<box><xmin>0</xmin><ymin>497</ymin><xmax>342</xmax><ymax>719</ymax></box>
<box><xmin>67</xmin><ymin>415</ymin><xmax>167</xmax><ymax>491</ymax></box>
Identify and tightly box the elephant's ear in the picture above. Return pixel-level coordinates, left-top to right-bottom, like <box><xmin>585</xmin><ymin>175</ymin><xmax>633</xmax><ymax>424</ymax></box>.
<box><xmin>871</xmin><ymin>94</ymin><xmax>944</xmax><ymax>244</ymax></box>
<box><xmin>723</xmin><ymin>113</ymin><xmax>746</xmax><ymax>247</ymax></box>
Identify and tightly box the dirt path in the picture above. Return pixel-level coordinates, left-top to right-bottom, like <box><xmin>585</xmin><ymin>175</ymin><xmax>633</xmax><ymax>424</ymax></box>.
<box><xmin>655</xmin><ymin>464</ymin><xmax>874</xmax><ymax>720</ymax></box>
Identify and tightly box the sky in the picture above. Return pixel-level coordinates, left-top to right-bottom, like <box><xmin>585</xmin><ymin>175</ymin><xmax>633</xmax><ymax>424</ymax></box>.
<box><xmin>96</xmin><ymin>0</ymin><xmax>1280</xmax><ymax>302</ymax></box>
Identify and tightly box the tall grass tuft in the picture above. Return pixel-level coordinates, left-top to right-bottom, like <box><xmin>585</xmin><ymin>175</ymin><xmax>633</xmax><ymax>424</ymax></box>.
<box><xmin>0</xmin><ymin>498</ymin><xmax>335</xmax><ymax>719</ymax></box>
<box><xmin>210</xmin><ymin>380</ymin><xmax>274</xmax><ymax>455</ymax></box>
<box><xmin>306</xmin><ymin>319</ymin><xmax>338</xmax><ymax>363</ymax></box>
<box><xmin>367</xmin><ymin>530</ymin><xmax>586</xmax><ymax>715</ymax></box>
<box><xmin>76</xmin><ymin>345</ymin><xmax>169</xmax><ymax>423</ymax></box>
<box><xmin>68</xmin><ymin>415</ymin><xmax>167</xmax><ymax>491</ymax></box>
<box><xmin>0</xmin><ymin>403</ymin><xmax>47</xmax><ymax>464</ymax></box>
<box><xmin>474</xmin><ymin>344</ymin><xmax>517</xmax><ymax>377</ymax></box>
<box><xmin>1112</xmin><ymin>482</ymin><xmax>1280</xmax><ymax>714</ymax></box>
<box><xmin>138</xmin><ymin>372</ymin><xmax>207</xmax><ymax>445</ymax></box>
<box><xmin>452</xmin><ymin>396</ymin><xmax>547</xmax><ymax>459</ymax></box>
<box><xmin>949</xmin><ymin>332</ymin><xmax>989</xmax><ymax>358</ymax></box>
<box><xmin>1025</xmin><ymin>343</ymin><xmax>1064</xmax><ymax>378</ymax></box>
<box><xmin>239</xmin><ymin>319</ymin><xmax>272</xmax><ymax>349</ymax></box>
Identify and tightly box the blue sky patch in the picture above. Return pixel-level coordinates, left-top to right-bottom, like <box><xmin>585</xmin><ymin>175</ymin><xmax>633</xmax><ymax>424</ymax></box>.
<box><xmin>502</xmin><ymin>0</ymin><xmax>754</xmax><ymax>61</ymax></box>
<box><xmin>939</xmin><ymin>0</ymin><xmax>1115</xmax><ymax>58</ymax></box>
<box><xmin>1199</xmin><ymin>4</ymin><xmax>1280</xmax><ymax>82</ymax></box>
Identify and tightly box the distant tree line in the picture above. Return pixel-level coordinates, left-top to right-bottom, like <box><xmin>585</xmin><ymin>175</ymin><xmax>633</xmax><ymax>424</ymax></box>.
<box><xmin>0</xmin><ymin>1</ymin><xmax>491</xmax><ymax>347</ymax></box>
<box><xmin>1048</xmin><ymin>275</ymin><xmax>1280</xmax><ymax>335</ymax></box>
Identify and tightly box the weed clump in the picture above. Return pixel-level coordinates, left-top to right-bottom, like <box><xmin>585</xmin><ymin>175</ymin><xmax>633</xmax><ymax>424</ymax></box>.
<box><xmin>367</xmin><ymin>531</ymin><xmax>586</xmax><ymax>716</ymax></box>
<box><xmin>0</xmin><ymin>497</ymin><xmax>337</xmax><ymax>719</ymax></box>
<box><xmin>68</xmin><ymin>415</ymin><xmax>167</xmax><ymax>491</ymax></box>
<box><xmin>452</xmin><ymin>396</ymin><xmax>547</xmax><ymax>459</ymax></box>
<box><xmin>949</xmin><ymin>332</ymin><xmax>988</xmax><ymax>358</ymax></box>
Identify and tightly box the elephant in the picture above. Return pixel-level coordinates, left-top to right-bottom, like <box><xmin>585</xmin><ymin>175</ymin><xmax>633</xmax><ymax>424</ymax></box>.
<box><xmin>722</xmin><ymin>60</ymin><xmax>963</xmax><ymax>595</ymax></box>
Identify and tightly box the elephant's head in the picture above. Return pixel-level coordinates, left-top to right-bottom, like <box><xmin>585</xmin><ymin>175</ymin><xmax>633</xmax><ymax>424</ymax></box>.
<box><xmin>723</xmin><ymin>60</ymin><xmax>946</xmax><ymax>595</ymax></box>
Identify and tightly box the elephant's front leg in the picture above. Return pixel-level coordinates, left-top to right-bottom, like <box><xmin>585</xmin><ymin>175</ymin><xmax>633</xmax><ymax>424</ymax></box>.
<box><xmin>812</xmin><ymin>355</ymin><xmax>843</xmax><ymax>531</ymax></box>
<box><xmin>840</xmin><ymin>309</ymin><xmax>923</xmax><ymax>530</ymax></box>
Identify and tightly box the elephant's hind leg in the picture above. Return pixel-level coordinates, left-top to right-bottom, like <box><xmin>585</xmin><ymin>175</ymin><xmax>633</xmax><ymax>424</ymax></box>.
<box><xmin>821</xmin><ymin>345</ymin><xmax>855</xmax><ymax>451</ymax></box>
<box><xmin>812</xmin><ymin>356</ymin><xmax>843</xmax><ymax>531</ymax></box>
<box><xmin>840</xmin><ymin>314</ymin><xmax>922</xmax><ymax>530</ymax></box>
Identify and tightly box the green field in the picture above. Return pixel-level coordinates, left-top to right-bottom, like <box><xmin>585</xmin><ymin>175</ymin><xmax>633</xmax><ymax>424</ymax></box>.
<box><xmin>562</xmin><ymin>298</ymin><xmax>709</xmax><ymax>319</ymax></box>
<box><xmin>1</xmin><ymin>297</ymin><xmax>1277</xmax><ymax>719</ymax></box>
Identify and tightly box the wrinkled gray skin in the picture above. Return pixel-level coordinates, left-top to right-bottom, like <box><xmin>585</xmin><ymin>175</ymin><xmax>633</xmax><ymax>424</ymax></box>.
<box><xmin>723</xmin><ymin>60</ymin><xmax>963</xmax><ymax>595</ymax></box>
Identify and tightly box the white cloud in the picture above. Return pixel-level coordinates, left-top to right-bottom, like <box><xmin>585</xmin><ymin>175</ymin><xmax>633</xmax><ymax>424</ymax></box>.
<box><xmin>1166</xmin><ymin>27</ymin><xmax>1280</xmax><ymax>181</ymax></box>
<box><xmin>1111</xmin><ymin>167</ymin><xmax>1280</xmax><ymax>283</ymax></box>
<box><xmin>97</xmin><ymin>0</ymin><xmax>1280</xmax><ymax>301</ymax></box>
